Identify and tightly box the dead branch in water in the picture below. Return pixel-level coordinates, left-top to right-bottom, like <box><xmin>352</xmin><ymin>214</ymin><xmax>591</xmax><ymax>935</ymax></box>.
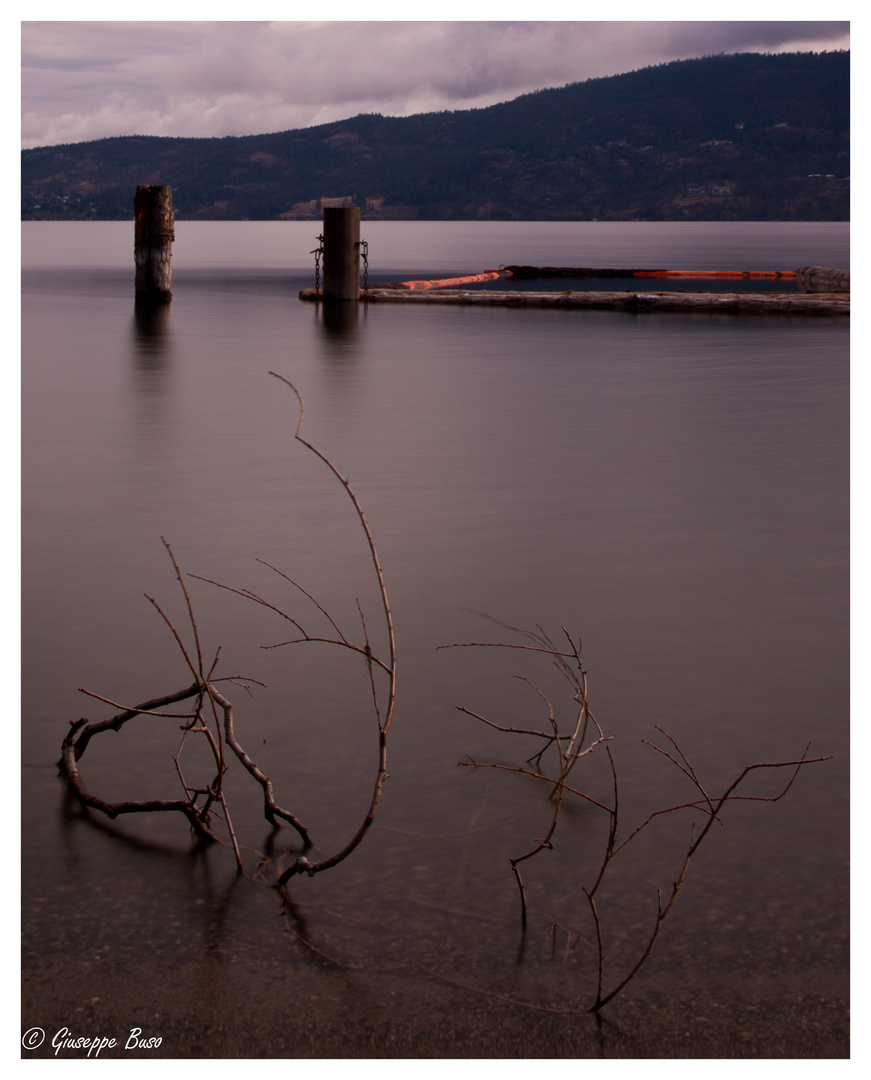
<box><xmin>444</xmin><ymin>620</ymin><xmax>830</xmax><ymax>1012</ymax></box>
<box><xmin>60</xmin><ymin>380</ymin><xmax>395</xmax><ymax>883</ymax></box>
<box><xmin>61</xmin><ymin>540</ymin><xmax>305</xmax><ymax>867</ymax></box>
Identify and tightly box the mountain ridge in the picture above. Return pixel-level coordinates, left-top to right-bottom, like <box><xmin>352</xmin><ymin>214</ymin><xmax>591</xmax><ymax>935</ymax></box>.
<box><xmin>22</xmin><ymin>51</ymin><xmax>849</xmax><ymax>222</ymax></box>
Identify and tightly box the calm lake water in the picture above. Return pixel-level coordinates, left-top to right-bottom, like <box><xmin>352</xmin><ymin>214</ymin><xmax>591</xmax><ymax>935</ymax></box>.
<box><xmin>21</xmin><ymin>221</ymin><xmax>849</xmax><ymax>1058</ymax></box>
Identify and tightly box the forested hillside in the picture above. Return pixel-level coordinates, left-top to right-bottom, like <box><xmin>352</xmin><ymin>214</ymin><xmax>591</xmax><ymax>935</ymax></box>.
<box><xmin>22</xmin><ymin>51</ymin><xmax>849</xmax><ymax>221</ymax></box>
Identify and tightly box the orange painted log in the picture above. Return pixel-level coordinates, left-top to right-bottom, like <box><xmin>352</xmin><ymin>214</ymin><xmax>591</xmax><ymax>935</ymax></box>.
<box><xmin>386</xmin><ymin>269</ymin><xmax>508</xmax><ymax>290</ymax></box>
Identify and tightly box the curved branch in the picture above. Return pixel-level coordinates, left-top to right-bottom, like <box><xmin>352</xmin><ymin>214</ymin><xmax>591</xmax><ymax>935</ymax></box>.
<box><xmin>269</xmin><ymin>374</ymin><xmax>396</xmax><ymax>883</ymax></box>
<box><xmin>65</xmin><ymin>683</ymin><xmax>202</xmax><ymax>761</ymax></box>
<box><xmin>270</xmin><ymin>371</ymin><xmax>396</xmax><ymax>710</ymax></box>
<box><xmin>61</xmin><ymin>718</ymin><xmax>218</xmax><ymax>842</ymax></box>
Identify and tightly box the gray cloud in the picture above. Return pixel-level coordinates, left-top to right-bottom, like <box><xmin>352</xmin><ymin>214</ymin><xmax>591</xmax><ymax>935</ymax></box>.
<box><xmin>21</xmin><ymin>20</ymin><xmax>850</xmax><ymax>149</ymax></box>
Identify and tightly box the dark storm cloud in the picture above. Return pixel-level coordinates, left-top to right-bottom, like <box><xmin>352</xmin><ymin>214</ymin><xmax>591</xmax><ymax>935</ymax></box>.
<box><xmin>21</xmin><ymin>19</ymin><xmax>850</xmax><ymax>149</ymax></box>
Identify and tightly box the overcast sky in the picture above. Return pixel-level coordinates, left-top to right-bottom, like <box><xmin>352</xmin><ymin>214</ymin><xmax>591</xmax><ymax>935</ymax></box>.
<box><xmin>21</xmin><ymin>15</ymin><xmax>850</xmax><ymax>150</ymax></box>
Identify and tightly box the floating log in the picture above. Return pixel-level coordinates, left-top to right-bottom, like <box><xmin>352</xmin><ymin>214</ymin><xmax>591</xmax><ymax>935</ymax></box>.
<box><xmin>503</xmin><ymin>265</ymin><xmax>798</xmax><ymax>280</ymax></box>
<box><xmin>383</xmin><ymin>265</ymin><xmax>801</xmax><ymax>292</ymax></box>
<box><xmin>134</xmin><ymin>185</ymin><xmax>174</xmax><ymax>305</ymax></box>
<box><xmin>795</xmin><ymin>266</ymin><xmax>850</xmax><ymax>292</ymax></box>
<box><xmin>322</xmin><ymin>206</ymin><xmax>360</xmax><ymax>301</ymax></box>
<box><xmin>300</xmin><ymin>287</ymin><xmax>848</xmax><ymax>316</ymax></box>
<box><xmin>633</xmin><ymin>269</ymin><xmax>796</xmax><ymax>279</ymax></box>
<box><xmin>386</xmin><ymin>270</ymin><xmax>507</xmax><ymax>290</ymax></box>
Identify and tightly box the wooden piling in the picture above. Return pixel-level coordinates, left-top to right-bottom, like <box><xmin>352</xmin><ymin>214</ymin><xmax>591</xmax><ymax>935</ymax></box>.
<box><xmin>322</xmin><ymin>206</ymin><xmax>360</xmax><ymax>301</ymax></box>
<box><xmin>134</xmin><ymin>185</ymin><xmax>174</xmax><ymax>305</ymax></box>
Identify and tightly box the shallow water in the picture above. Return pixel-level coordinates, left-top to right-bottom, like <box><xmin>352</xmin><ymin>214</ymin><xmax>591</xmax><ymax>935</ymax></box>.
<box><xmin>21</xmin><ymin>221</ymin><xmax>849</xmax><ymax>1058</ymax></box>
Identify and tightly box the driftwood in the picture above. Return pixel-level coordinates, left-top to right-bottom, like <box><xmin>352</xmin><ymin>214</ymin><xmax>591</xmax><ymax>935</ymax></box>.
<box><xmin>301</xmin><ymin>286</ymin><xmax>849</xmax><ymax>315</ymax></box>
<box><xmin>795</xmin><ymin>265</ymin><xmax>850</xmax><ymax>292</ymax></box>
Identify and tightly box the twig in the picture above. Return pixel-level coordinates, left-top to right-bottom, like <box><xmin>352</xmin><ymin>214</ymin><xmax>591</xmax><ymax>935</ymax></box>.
<box><xmin>256</xmin><ymin>558</ymin><xmax>351</xmax><ymax>644</ymax></box>
<box><xmin>76</xmin><ymin>688</ymin><xmax>200</xmax><ymax>719</ymax></box>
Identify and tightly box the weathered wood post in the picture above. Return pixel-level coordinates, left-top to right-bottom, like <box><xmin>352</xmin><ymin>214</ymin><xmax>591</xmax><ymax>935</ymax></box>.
<box><xmin>322</xmin><ymin>206</ymin><xmax>360</xmax><ymax>301</ymax></box>
<box><xmin>134</xmin><ymin>185</ymin><xmax>174</xmax><ymax>305</ymax></box>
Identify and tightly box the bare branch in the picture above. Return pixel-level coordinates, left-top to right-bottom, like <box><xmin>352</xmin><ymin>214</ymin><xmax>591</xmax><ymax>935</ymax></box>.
<box><xmin>65</xmin><ymin>683</ymin><xmax>203</xmax><ymax>761</ymax></box>
<box><xmin>439</xmin><ymin>640</ymin><xmax>575</xmax><ymax>659</ymax></box>
<box><xmin>188</xmin><ymin>573</ymin><xmax>310</xmax><ymax>640</ymax></box>
<box><xmin>259</xmin><ymin>634</ymin><xmax>392</xmax><ymax>674</ymax></box>
<box><xmin>61</xmin><ymin>380</ymin><xmax>395</xmax><ymax>888</ymax></box>
<box><xmin>456</xmin><ymin>704</ymin><xmax>560</xmax><ymax>742</ymax></box>
<box><xmin>61</xmin><ymin>718</ymin><xmax>218</xmax><ymax>842</ymax></box>
<box><xmin>161</xmin><ymin>537</ymin><xmax>205</xmax><ymax>680</ymax></box>
<box><xmin>256</xmin><ymin>558</ymin><xmax>350</xmax><ymax>644</ymax></box>
<box><xmin>445</xmin><ymin>619</ymin><xmax>831</xmax><ymax>1014</ymax></box>
<box><xmin>208</xmin><ymin>684</ymin><xmax>310</xmax><ymax>843</ymax></box>
<box><xmin>270</xmin><ymin>371</ymin><xmax>396</xmax><ymax>701</ymax></box>
<box><xmin>267</xmin><ymin>374</ymin><xmax>396</xmax><ymax>880</ymax></box>
<box><xmin>457</xmin><ymin>757</ymin><xmax>614</xmax><ymax>813</ymax></box>
<box><xmin>143</xmin><ymin>594</ymin><xmax>200</xmax><ymax>684</ymax></box>
<box><xmin>77</xmin><ymin>687</ymin><xmax>200</xmax><ymax>720</ymax></box>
